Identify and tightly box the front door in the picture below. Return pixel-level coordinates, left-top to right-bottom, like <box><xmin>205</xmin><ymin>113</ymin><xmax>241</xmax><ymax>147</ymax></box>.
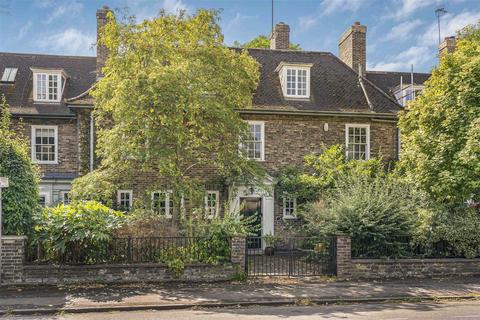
<box><xmin>240</xmin><ymin>197</ymin><xmax>262</xmax><ymax>249</ymax></box>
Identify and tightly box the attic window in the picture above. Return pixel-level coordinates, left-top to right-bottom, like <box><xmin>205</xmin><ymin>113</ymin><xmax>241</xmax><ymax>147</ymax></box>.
<box><xmin>276</xmin><ymin>62</ymin><xmax>312</xmax><ymax>99</ymax></box>
<box><xmin>31</xmin><ymin>68</ymin><xmax>67</xmax><ymax>103</ymax></box>
<box><xmin>1</xmin><ymin>68</ymin><xmax>17</xmax><ymax>83</ymax></box>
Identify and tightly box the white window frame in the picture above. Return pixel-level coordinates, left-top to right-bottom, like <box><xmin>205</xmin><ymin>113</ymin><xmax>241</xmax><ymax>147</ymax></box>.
<box><xmin>276</xmin><ymin>63</ymin><xmax>312</xmax><ymax>99</ymax></box>
<box><xmin>345</xmin><ymin>124</ymin><xmax>370</xmax><ymax>160</ymax></box>
<box><xmin>117</xmin><ymin>190</ymin><xmax>133</xmax><ymax>210</ymax></box>
<box><xmin>32</xmin><ymin>70</ymin><xmax>63</xmax><ymax>103</ymax></box>
<box><xmin>31</xmin><ymin>125</ymin><xmax>58</xmax><ymax>164</ymax></box>
<box><xmin>205</xmin><ymin>191</ymin><xmax>220</xmax><ymax>219</ymax></box>
<box><xmin>283</xmin><ymin>197</ymin><xmax>297</xmax><ymax>219</ymax></box>
<box><xmin>39</xmin><ymin>192</ymin><xmax>51</xmax><ymax>207</ymax></box>
<box><xmin>245</xmin><ymin>121</ymin><xmax>265</xmax><ymax>161</ymax></box>
<box><xmin>151</xmin><ymin>190</ymin><xmax>173</xmax><ymax>218</ymax></box>
<box><xmin>60</xmin><ymin>191</ymin><xmax>70</xmax><ymax>205</ymax></box>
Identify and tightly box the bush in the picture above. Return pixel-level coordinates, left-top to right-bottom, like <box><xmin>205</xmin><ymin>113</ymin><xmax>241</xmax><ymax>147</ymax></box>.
<box><xmin>300</xmin><ymin>173</ymin><xmax>423</xmax><ymax>257</ymax></box>
<box><xmin>276</xmin><ymin>145</ymin><xmax>386</xmax><ymax>203</ymax></box>
<box><xmin>70</xmin><ymin>169</ymin><xmax>117</xmax><ymax>206</ymax></box>
<box><xmin>0</xmin><ymin>95</ymin><xmax>40</xmax><ymax>235</ymax></box>
<box><xmin>415</xmin><ymin>204</ymin><xmax>480</xmax><ymax>258</ymax></box>
<box><xmin>33</xmin><ymin>201</ymin><xmax>126</xmax><ymax>263</ymax></box>
<box><xmin>115</xmin><ymin>208</ymin><xmax>180</xmax><ymax>237</ymax></box>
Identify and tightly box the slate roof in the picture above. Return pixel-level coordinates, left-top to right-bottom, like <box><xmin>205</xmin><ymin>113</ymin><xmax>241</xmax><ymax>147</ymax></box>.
<box><xmin>0</xmin><ymin>52</ymin><xmax>96</xmax><ymax>117</ymax></box>
<box><xmin>366</xmin><ymin>71</ymin><xmax>431</xmax><ymax>97</ymax></box>
<box><xmin>245</xmin><ymin>48</ymin><xmax>401</xmax><ymax>114</ymax></box>
<box><xmin>1</xmin><ymin>49</ymin><xmax>405</xmax><ymax>117</ymax></box>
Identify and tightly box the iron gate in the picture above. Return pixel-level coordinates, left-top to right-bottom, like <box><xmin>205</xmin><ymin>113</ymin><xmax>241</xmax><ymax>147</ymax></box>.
<box><xmin>246</xmin><ymin>236</ymin><xmax>337</xmax><ymax>276</ymax></box>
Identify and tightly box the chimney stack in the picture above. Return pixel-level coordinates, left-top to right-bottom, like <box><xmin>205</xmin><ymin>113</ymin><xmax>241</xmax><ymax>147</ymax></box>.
<box><xmin>339</xmin><ymin>21</ymin><xmax>367</xmax><ymax>75</ymax></box>
<box><xmin>96</xmin><ymin>5</ymin><xmax>111</xmax><ymax>79</ymax></box>
<box><xmin>439</xmin><ymin>36</ymin><xmax>456</xmax><ymax>56</ymax></box>
<box><xmin>270</xmin><ymin>22</ymin><xmax>290</xmax><ymax>50</ymax></box>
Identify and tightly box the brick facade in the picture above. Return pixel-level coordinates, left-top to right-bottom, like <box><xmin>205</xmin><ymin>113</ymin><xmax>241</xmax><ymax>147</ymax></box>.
<box><xmin>270</xmin><ymin>23</ymin><xmax>290</xmax><ymax>50</ymax></box>
<box><xmin>12</xmin><ymin>117</ymin><xmax>80</xmax><ymax>176</ymax></box>
<box><xmin>0</xmin><ymin>236</ymin><xmax>26</xmax><ymax>285</ymax></box>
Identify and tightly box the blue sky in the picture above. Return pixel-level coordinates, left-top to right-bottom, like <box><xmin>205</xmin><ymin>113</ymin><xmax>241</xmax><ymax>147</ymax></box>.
<box><xmin>1</xmin><ymin>0</ymin><xmax>479</xmax><ymax>72</ymax></box>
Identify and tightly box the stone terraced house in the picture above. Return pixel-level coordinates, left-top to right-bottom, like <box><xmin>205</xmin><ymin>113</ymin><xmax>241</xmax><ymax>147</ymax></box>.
<box><xmin>1</xmin><ymin>6</ymin><xmax>456</xmax><ymax>241</ymax></box>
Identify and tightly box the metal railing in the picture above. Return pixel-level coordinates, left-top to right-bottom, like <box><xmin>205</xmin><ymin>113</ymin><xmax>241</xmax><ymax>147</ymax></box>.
<box><xmin>352</xmin><ymin>235</ymin><xmax>462</xmax><ymax>259</ymax></box>
<box><xmin>26</xmin><ymin>236</ymin><xmax>232</xmax><ymax>265</ymax></box>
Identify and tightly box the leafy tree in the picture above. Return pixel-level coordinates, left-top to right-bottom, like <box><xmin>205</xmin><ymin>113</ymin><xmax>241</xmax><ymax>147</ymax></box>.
<box><xmin>398</xmin><ymin>23</ymin><xmax>480</xmax><ymax>204</ymax></box>
<box><xmin>233</xmin><ymin>35</ymin><xmax>301</xmax><ymax>50</ymax></box>
<box><xmin>276</xmin><ymin>145</ymin><xmax>385</xmax><ymax>203</ymax></box>
<box><xmin>0</xmin><ymin>95</ymin><xmax>40</xmax><ymax>235</ymax></box>
<box><xmin>74</xmin><ymin>9</ymin><xmax>263</xmax><ymax>217</ymax></box>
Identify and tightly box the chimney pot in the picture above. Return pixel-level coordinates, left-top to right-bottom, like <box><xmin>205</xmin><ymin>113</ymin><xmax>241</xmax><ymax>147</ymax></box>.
<box><xmin>270</xmin><ymin>22</ymin><xmax>290</xmax><ymax>50</ymax></box>
<box><xmin>338</xmin><ymin>22</ymin><xmax>367</xmax><ymax>75</ymax></box>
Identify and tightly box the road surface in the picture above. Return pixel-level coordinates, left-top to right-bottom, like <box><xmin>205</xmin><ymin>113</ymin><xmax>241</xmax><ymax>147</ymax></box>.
<box><xmin>5</xmin><ymin>300</ymin><xmax>480</xmax><ymax>319</ymax></box>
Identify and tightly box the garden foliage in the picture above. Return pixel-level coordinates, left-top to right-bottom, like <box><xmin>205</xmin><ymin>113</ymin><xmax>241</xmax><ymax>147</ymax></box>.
<box><xmin>0</xmin><ymin>95</ymin><xmax>40</xmax><ymax>235</ymax></box>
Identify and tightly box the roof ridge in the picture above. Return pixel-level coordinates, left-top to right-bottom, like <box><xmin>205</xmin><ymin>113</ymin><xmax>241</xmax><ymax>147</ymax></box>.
<box><xmin>230</xmin><ymin>47</ymin><xmax>333</xmax><ymax>55</ymax></box>
<box><xmin>366</xmin><ymin>70</ymin><xmax>431</xmax><ymax>75</ymax></box>
<box><xmin>0</xmin><ymin>51</ymin><xmax>96</xmax><ymax>59</ymax></box>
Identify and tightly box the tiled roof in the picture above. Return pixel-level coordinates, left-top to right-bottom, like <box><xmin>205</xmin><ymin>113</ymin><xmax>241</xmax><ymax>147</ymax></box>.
<box><xmin>1</xmin><ymin>49</ymin><xmax>404</xmax><ymax>117</ymax></box>
<box><xmin>246</xmin><ymin>48</ymin><xmax>401</xmax><ymax>114</ymax></box>
<box><xmin>0</xmin><ymin>52</ymin><xmax>96</xmax><ymax>117</ymax></box>
<box><xmin>366</xmin><ymin>71</ymin><xmax>431</xmax><ymax>96</ymax></box>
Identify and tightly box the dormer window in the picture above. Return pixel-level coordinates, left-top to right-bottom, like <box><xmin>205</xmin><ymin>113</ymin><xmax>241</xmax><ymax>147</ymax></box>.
<box><xmin>276</xmin><ymin>62</ymin><xmax>312</xmax><ymax>99</ymax></box>
<box><xmin>31</xmin><ymin>68</ymin><xmax>67</xmax><ymax>103</ymax></box>
<box><xmin>393</xmin><ymin>84</ymin><xmax>424</xmax><ymax>107</ymax></box>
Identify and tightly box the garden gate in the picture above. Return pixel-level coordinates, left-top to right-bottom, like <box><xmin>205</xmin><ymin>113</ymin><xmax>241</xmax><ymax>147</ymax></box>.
<box><xmin>245</xmin><ymin>236</ymin><xmax>337</xmax><ymax>276</ymax></box>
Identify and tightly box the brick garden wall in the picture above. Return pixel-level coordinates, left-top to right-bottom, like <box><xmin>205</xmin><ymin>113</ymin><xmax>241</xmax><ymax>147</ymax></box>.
<box><xmin>335</xmin><ymin>235</ymin><xmax>480</xmax><ymax>280</ymax></box>
<box><xmin>23</xmin><ymin>263</ymin><xmax>237</xmax><ymax>285</ymax></box>
<box><xmin>1</xmin><ymin>236</ymin><xmax>26</xmax><ymax>285</ymax></box>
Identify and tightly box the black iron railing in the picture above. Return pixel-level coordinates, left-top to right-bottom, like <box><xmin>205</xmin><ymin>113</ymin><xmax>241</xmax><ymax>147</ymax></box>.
<box><xmin>246</xmin><ymin>236</ymin><xmax>336</xmax><ymax>276</ymax></box>
<box><xmin>352</xmin><ymin>235</ymin><xmax>462</xmax><ymax>259</ymax></box>
<box><xmin>26</xmin><ymin>236</ymin><xmax>232</xmax><ymax>265</ymax></box>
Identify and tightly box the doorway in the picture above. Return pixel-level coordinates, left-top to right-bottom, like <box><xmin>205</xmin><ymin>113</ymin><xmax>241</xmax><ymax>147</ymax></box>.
<box><xmin>240</xmin><ymin>197</ymin><xmax>262</xmax><ymax>249</ymax></box>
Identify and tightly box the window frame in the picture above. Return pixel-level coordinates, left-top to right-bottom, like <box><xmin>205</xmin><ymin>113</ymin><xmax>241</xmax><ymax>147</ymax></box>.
<box><xmin>279</xmin><ymin>65</ymin><xmax>311</xmax><ymax>99</ymax></box>
<box><xmin>151</xmin><ymin>190</ymin><xmax>173</xmax><ymax>218</ymax></box>
<box><xmin>1</xmin><ymin>67</ymin><xmax>18</xmax><ymax>83</ymax></box>
<box><xmin>345</xmin><ymin>124</ymin><xmax>370</xmax><ymax>161</ymax></box>
<box><xmin>39</xmin><ymin>192</ymin><xmax>51</xmax><ymax>207</ymax></box>
<box><xmin>282</xmin><ymin>196</ymin><xmax>297</xmax><ymax>219</ymax></box>
<box><xmin>33</xmin><ymin>71</ymin><xmax>63</xmax><ymax>103</ymax></box>
<box><xmin>205</xmin><ymin>190</ymin><xmax>220</xmax><ymax>219</ymax></box>
<box><xmin>117</xmin><ymin>189</ymin><xmax>133</xmax><ymax>210</ymax></box>
<box><xmin>245</xmin><ymin>121</ymin><xmax>265</xmax><ymax>161</ymax></box>
<box><xmin>60</xmin><ymin>191</ymin><xmax>70</xmax><ymax>205</ymax></box>
<box><xmin>31</xmin><ymin>125</ymin><xmax>58</xmax><ymax>164</ymax></box>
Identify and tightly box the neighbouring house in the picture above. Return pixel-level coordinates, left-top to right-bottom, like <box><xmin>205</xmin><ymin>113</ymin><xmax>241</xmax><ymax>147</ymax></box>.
<box><xmin>0</xmin><ymin>7</ymin><xmax>456</xmax><ymax>243</ymax></box>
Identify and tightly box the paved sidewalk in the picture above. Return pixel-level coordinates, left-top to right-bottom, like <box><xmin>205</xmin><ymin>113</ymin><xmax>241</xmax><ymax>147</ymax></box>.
<box><xmin>1</xmin><ymin>277</ymin><xmax>480</xmax><ymax>314</ymax></box>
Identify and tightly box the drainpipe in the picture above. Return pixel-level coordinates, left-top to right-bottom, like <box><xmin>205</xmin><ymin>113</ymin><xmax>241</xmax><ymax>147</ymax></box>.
<box><xmin>89</xmin><ymin>112</ymin><xmax>94</xmax><ymax>171</ymax></box>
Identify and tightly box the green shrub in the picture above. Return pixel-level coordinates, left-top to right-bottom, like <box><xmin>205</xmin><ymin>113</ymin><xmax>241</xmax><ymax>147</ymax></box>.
<box><xmin>300</xmin><ymin>173</ymin><xmax>423</xmax><ymax>257</ymax></box>
<box><xmin>0</xmin><ymin>95</ymin><xmax>40</xmax><ymax>236</ymax></box>
<box><xmin>70</xmin><ymin>169</ymin><xmax>117</xmax><ymax>206</ymax></box>
<box><xmin>33</xmin><ymin>201</ymin><xmax>126</xmax><ymax>263</ymax></box>
<box><xmin>415</xmin><ymin>204</ymin><xmax>480</xmax><ymax>258</ymax></box>
<box><xmin>276</xmin><ymin>145</ymin><xmax>386</xmax><ymax>204</ymax></box>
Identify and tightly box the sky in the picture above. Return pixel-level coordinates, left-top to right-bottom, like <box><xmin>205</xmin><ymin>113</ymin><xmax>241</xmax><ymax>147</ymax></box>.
<box><xmin>0</xmin><ymin>0</ymin><xmax>479</xmax><ymax>73</ymax></box>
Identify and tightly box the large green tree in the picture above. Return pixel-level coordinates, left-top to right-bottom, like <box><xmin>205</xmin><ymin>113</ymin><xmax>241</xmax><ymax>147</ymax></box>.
<box><xmin>0</xmin><ymin>96</ymin><xmax>40</xmax><ymax>235</ymax></box>
<box><xmin>398</xmin><ymin>23</ymin><xmax>480</xmax><ymax>204</ymax></box>
<box><xmin>73</xmin><ymin>10</ymin><xmax>263</xmax><ymax>216</ymax></box>
<box><xmin>233</xmin><ymin>35</ymin><xmax>301</xmax><ymax>50</ymax></box>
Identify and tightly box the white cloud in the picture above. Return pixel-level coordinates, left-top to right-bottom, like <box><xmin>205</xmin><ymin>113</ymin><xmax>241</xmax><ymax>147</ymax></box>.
<box><xmin>225</xmin><ymin>13</ymin><xmax>257</xmax><ymax>32</ymax></box>
<box><xmin>390</xmin><ymin>0</ymin><xmax>443</xmax><ymax>20</ymax></box>
<box><xmin>384</xmin><ymin>19</ymin><xmax>424</xmax><ymax>42</ymax></box>
<box><xmin>418</xmin><ymin>11</ymin><xmax>480</xmax><ymax>46</ymax></box>
<box><xmin>299</xmin><ymin>0</ymin><xmax>364</xmax><ymax>30</ymax></box>
<box><xmin>369</xmin><ymin>46</ymin><xmax>432</xmax><ymax>71</ymax></box>
<box><xmin>162</xmin><ymin>0</ymin><xmax>189</xmax><ymax>14</ymax></box>
<box><xmin>18</xmin><ymin>21</ymin><xmax>33</xmax><ymax>40</ymax></box>
<box><xmin>46</xmin><ymin>1</ymin><xmax>83</xmax><ymax>24</ymax></box>
<box><xmin>36</xmin><ymin>28</ymin><xmax>94</xmax><ymax>56</ymax></box>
